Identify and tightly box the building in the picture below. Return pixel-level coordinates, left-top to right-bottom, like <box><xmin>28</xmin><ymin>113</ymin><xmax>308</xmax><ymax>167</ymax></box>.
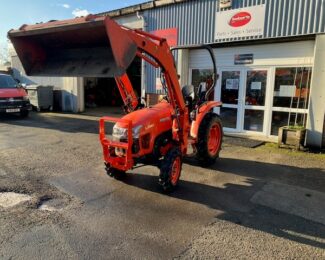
<box><xmin>10</xmin><ymin>0</ymin><xmax>325</xmax><ymax>148</ymax></box>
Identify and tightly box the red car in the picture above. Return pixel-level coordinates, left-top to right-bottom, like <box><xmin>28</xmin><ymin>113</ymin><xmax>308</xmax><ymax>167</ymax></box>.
<box><xmin>0</xmin><ymin>73</ymin><xmax>32</xmax><ymax>117</ymax></box>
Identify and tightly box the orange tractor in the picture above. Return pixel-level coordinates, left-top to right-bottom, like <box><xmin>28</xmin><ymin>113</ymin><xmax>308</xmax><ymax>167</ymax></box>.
<box><xmin>9</xmin><ymin>15</ymin><xmax>223</xmax><ymax>191</ymax></box>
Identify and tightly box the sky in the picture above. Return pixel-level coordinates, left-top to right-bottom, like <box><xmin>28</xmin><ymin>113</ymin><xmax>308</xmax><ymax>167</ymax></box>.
<box><xmin>0</xmin><ymin>0</ymin><xmax>145</xmax><ymax>52</ymax></box>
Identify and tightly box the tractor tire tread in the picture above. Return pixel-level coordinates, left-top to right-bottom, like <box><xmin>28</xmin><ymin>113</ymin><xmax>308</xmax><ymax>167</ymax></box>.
<box><xmin>106</xmin><ymin>166</ymin><xmax>126</xmax><ymax>180</ymax></box>
<box><xmin>196</xmin><ymin>112</ymin><xmax>223</xmax><ymax>166</ymax></box>
<box><xmin>159</xmin><ymin>147</ymin><xmax>182</xmax><ymax>193</ymax></box>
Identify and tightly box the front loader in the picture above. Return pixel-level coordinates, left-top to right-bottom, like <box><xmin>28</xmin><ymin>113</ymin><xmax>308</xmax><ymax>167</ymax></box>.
<box><xmin>9</xmin><ymin>15</ymin><xmax>223</xmax><ymax>191</ymax></box>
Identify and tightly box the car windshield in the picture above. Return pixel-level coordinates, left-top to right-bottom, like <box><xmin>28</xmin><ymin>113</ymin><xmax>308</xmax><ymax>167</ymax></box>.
<box><xmin>0</xmin><ymin>75</ymin><xmax>18</xmax><ymax>89</ymax></box>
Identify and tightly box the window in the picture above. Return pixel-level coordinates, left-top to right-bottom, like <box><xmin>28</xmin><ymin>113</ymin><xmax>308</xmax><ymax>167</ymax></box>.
<box><xmin>270</xmin><ymin>67</ymin><xmax>311</xmax><ymax>136</ymax></box>
<box><xmin>0</xmin><ymin>75</ymin><xmax>18</xmax><ymax>89</ymax></box>
<box><xmin>244</xmin><ymin>110</ymin><xmax>264</xmax><ymax>132</ymax></box>
<box><xmin>246</xmin><ymin>70</ymin><xmax>267</xmax><ymax>106</ymax></box>
<box><xmin>191</xmin><ymin>69</ymin><xmax>214</xmax><ymax>90</ymax></box>
<box><xmin>221</xmin><ymin>71</ymin><xmax>240</xmax><ymax>104</ymax></box>
<box><xmin>271</xmin><ymin>112</ymin><xmax>307</xmax><ymax>135</ymax></box>
<box><xmin>273</xmin><ymin>67</ymin><xmax>312</xmax><ymax>109</ymax></box>
<box><xmin>220</xmin><ymin>107</ymin><xmax>237</xmax><ymax>129</ymax></box>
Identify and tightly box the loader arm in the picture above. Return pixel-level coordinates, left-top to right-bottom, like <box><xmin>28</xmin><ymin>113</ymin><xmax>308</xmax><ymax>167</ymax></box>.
<box><xmin>115</xmin><ymin>73</ymin><xmax>139</xmax><ymax>113</ymax></box>
<box><xmin>8</xmin><ymin>15</ymin><xmax>189</xmax><ymax>152</ymax></box>
<box><xmin>123</xmin><ymin>27</ymin><xmax>189</xmax><ymax>151</ymax></box>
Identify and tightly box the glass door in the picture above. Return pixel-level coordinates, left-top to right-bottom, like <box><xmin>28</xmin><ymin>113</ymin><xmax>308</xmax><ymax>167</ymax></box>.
<box><xmin>217</xmin><ymin>68</ymin><xmax>270</xmax><ymax>134</ymax></box>
<box><xmin>218</xmin><ymin>70</ymin><xmax>242</xmax><ymax>131</ymax></box>
<box><xmin>243</xmin><ymin>69</ymin><xmax>268</xmax><ymax>134</ymax></box>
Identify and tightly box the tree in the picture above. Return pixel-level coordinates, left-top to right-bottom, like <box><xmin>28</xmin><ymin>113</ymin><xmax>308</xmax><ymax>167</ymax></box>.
<box><xmin>0</xmin><ymin>43</ymin><xmax>9</xmax><ymax>66</ymax></box>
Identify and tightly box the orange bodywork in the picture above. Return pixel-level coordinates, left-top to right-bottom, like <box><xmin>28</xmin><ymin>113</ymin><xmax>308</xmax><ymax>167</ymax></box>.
<box><xmin>99</xmin><ymin>102</ymin><xmax>174</xmax><ymax>170</ymax></box>
<box><xmin>99</xmin><ymin>116</ymin><xmax>133</xmax><ymax>171</ymax></box>
<box><xmin>190</xmin><ymin>101</ymin><xmax>222</xmax><ymax>139</ymax></box>
<box><xmin>115</xmin><ymin>73</ymin><xmax>139</xmax><ymax>112</ymax></box>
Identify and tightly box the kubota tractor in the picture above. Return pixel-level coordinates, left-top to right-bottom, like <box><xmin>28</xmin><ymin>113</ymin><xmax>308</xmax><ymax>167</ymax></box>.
<box><xmin>8</xmin><ymin>15</ymin><xmax>223</xmax><ymax>191</ymax></box>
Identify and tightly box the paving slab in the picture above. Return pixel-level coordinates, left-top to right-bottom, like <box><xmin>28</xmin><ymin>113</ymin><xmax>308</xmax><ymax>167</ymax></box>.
<box><xmin>251</xmin><ymin>182</ymin><xmax>325</xmax><ymax>225</ymax></box>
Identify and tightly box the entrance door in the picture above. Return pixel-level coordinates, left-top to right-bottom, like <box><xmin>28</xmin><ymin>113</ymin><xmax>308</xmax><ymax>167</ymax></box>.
<box><xmin>217</xmin><ymin>68</ymin><xmax>269</xmax><ymax>134</ymax></box>
<box><xmin>243</xmin><ymin>69</ymin><xmax>268</xmax><ymax>134</ymax></box>
<box><xmin>218</xmin><ymin>70</ymin><xmax>242</xmax><ymax>132</ymax></box>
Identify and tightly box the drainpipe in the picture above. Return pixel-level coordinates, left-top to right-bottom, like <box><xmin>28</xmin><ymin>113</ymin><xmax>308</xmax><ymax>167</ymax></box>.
<box><xmin>137</xmin><ymin>11</ymin><xmax>147</xmax><ymax>99</ymax></box>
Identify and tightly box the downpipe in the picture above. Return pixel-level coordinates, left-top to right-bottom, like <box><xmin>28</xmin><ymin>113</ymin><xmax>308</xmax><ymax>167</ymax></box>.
<box><xmin>137</xmin><ymin>12</ymin><xmax>147</xmax><ymax>102</ymax></box>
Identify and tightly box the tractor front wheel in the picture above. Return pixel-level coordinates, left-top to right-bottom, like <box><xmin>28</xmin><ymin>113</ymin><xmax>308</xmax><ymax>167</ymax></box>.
<box><xmin>159</xmin><ymin>147</ymin><xmax>182</xmax><ymax>192</ymax></box>
<box><xmin>105</xmin><ymin>164</ymin><xmax>126</xmax><ymax>180</ymax></box>
<box><xmin>196</xmin><ymin>113</ymin><xmax>223</xmax><ymax>165</ymax></box>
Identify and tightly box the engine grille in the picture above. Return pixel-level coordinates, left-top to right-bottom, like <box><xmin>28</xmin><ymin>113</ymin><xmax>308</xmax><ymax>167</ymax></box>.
<box><xmin>0</xmin><ymin>97</ymin><xmax>26</xmax><ymax>109</ymax></box>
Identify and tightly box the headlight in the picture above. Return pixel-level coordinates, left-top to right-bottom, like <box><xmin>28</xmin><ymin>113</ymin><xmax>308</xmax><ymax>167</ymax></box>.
<box><xmin>113</xmin><ymin>125</ymin><xmax>128</xmax><ymax>140</ymax></box>
<box><xmin>132</xmin><ymin>125</ymin><xmax>143</xmax><ymax>139</ymax></box>
<box><xmin>22</xmin><ymin>96</ymin><xmax>29</xmax><ymax>101</ymax></box>
<box><xmin>112</xmin><ymin>124</ymin><xmax>143</xmax><ymax>140</ymax></box>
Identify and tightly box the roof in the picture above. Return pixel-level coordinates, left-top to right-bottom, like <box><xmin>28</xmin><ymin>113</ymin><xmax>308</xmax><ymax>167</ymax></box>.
<box><xmin>98</xmin><ymin>0</ymin><xmax>189</xmax><ymax>17</ymax></box>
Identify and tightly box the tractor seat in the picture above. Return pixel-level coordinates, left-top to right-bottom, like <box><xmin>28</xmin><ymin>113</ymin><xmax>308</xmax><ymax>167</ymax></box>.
<box><xmin>182</xmin><ymin>85</ymin><xmax>194</xmax><ymax>109</ymax></box>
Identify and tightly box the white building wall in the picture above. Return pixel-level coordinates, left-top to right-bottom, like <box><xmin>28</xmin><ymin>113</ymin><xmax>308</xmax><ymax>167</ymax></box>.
<box><xmin>306</xmin><ymin>35</ymin><xmax>325</xmax><ymax>148</ymax></box>
<box><xmin>189</xmin><ymin>41</ymin><xmax>315</xmax><ymax>68</ymax></box>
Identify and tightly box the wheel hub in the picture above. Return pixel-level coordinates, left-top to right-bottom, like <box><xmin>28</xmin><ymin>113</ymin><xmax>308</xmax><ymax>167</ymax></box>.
<box><xmin>170</xmin><ymin>157</ymin><xmax>181</xmax><ymax>185</ymax></box>
<box><xmin>208</xmin><ymin>123</ymin><xmax>221</xmax><ymax>156</ymax></box>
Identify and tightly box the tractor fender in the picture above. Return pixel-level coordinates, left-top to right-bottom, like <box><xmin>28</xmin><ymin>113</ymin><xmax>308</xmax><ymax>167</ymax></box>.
<box><xmin>190</xmin><ymin>101</ymin><xmax>222</xmax><ymax>139</ymax></box>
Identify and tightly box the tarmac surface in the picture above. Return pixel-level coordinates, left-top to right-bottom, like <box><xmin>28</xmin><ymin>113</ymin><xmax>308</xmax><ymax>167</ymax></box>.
<box><xmin>0</xmin><ymin>111</ymin><xmax>324</xmax><ymax>259</ymax></box>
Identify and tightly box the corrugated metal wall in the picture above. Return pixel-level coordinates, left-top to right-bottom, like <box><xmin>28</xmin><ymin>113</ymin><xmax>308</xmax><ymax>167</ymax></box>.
<box><xmin>145</xmin><ymin>0</ymin><xmax>217</xmax><ymax>92</ymax></box>
<box><xmin>144</xmin><ymin>0</ymin><xmax>325</xmax><ymax>92</ymax></box>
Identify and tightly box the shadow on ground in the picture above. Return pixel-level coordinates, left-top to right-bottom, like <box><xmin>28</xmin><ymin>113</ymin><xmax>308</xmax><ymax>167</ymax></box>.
<box><xmin>184</xmin><ymin>157</ymin><xmax>325</xmax><ymax>192</ymax></box>
<box><xmin>0</xmin><ymin>112</ymin><xmax>112</xmax><ymax>135</ymax></box>
<box><xmin>119</xmin><ymin>167</ymin><xmax>325</xmax><ymax>250</ymax></box>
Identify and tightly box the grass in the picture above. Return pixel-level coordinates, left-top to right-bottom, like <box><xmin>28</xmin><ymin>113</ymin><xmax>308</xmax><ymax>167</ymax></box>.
<box><xmin>257</xmin><ymin>142</ymin><xmax>325</xmax><ymax>160</ymax></box>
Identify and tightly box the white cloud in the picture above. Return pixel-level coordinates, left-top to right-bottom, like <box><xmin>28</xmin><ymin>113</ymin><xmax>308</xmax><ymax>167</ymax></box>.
<box><xmin>72</xmin><ymin>8</ymin><xmax>90</xmax><ymax>17</ymax></box>
<box><xmin>62</xmin><ymin>4</ymin><xmax>70</xmax><ymax>9</ymax></box>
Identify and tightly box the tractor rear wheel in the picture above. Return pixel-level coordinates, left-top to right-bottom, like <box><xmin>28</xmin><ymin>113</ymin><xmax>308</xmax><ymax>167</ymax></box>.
<box><xmin>159</xmin><ymin>147</ymin><xmax>182</xmax><ymax>192</ymax></box>
<box><xmin>196</xmin><ymin>113</ymin><xmax>223</xmax><ymax>165</ymax></box>
<box><xmin>105</xmin><ymin>164</ymin><xmax>126</xmax><ymax>180</ymax></box>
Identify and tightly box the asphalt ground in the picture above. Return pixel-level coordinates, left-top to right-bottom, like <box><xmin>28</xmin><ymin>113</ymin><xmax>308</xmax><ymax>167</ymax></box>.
<box><xmin>0</xmin><ymin>111</ymin><xmax>324</xmax><ymax>259</ymax></box>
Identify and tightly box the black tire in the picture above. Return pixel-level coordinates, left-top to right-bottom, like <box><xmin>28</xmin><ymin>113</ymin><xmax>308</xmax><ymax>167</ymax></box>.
<box><xmin>159</xmin><ymin>147</ymin><xmax>182</xmax><ymax>192</ymax></box>
<box><xmin>105</xmin><ymin>164</ymin><xmax>126</xmax><ymax>180</ymax></box>
<box><xmin>20</xmin><ymin>110</ymin><xmax>29</xmax><ymax>118</ymax></box>
<box><xmin>196</xmin><ymin>113</ymin><xmax>223</xmax><ymax>165</ymax></box>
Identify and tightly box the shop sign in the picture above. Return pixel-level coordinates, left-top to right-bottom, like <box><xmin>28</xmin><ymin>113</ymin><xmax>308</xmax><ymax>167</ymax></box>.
<box><xmin>234</xmin><ymin>54</ymin><xmax>254</xmax><ymax>65</ymax></box>
<box><xmin>151</xmin><ymin>28</ymin><xmax>178</xmax><ymax>47</ymax></box>
<box><xmin>215</xmin><ymin>5</ymin><xmax>266</xmax><ymax>40</ymax></box>
<box><xmin>226</xmin><ymin>79</ymin><xmax>239</xmax><ymax>90</ymax></box>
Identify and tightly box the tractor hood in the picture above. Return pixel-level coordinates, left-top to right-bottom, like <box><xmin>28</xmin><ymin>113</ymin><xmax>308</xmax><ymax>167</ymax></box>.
<box><xmin>117</xmin><ymin>102</ymin><xmax>173</xmax><ymax>129</ymax></box>
<box><xmin>8</xmin><ymin>15</ymin><xmax>137</xmax><ymax>78</ymax></box>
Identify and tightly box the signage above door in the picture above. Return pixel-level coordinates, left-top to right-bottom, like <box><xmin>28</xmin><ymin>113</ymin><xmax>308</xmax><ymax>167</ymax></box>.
<box><xmin>215</xmin><ymin>4</ymin><xmax>266</xmax><ymax>40</ymax></box>
<box><xmin>234</xmin><ymin>54</ymin><xmax>254</xmax><ymax>65</ymax></box>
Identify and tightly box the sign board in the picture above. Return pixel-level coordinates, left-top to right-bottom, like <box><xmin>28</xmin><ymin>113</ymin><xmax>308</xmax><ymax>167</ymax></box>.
<box><xmin>251</xmin><ymin>82</ymin><xmax>262</xmax><ymax>90</ymax></box>
<box><xmin>226</xmin><ymin>79</ymin><xmax>239</xmax><ymax>90</ymax></box>
<box><xmin>215</xmin><ymin>5</ymin><xmax>266</xmax><ymax>40</ymax></box>
<box><xmin>279</xmin><ymin>85</ymin><xmax>296</xmax><ymax>97</ymax></box>
<box><xmin>220</xmin><ymin>0</ymin><xmax>232</xmax><ymax>9</ymax></box>
<box><xmin>151</xmin><ymin>28</ymin><xmax>178</xmax><ymax>47</ymax></box>
<box><xmin>235</xmin><ymin>54</ymin><xmax>254</xmax><ymax>65</ymax></box>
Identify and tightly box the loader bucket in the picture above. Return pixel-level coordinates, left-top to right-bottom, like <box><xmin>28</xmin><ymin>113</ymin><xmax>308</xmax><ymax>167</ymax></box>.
<box><xmin>8</xmin><ymin>16</ymin><xmax>137</xmax><ymax>78</ymax></box>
